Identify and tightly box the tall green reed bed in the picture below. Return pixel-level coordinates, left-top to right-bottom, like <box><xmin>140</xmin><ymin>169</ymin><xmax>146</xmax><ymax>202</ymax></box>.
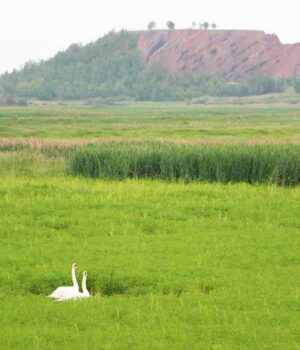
<box><xmin>69</xmin><ymin>143</ymin><xmax>300</xmax><ymax>185</ymax></box>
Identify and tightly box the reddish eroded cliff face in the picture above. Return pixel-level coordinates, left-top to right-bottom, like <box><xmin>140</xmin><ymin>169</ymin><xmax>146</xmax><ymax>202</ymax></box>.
<box><xmin>137</xmin><ymin>30</ymin><xmax>300</xmax><ymax>80</ymax></box>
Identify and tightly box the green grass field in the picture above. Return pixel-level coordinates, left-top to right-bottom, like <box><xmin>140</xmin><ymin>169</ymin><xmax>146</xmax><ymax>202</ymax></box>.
<box><xmin>0</xmin><ymin>102</ymin><xmax>299</xmax><ymax>349</ymax></box>
<box><xmin>1</xmin><ymin>178</ymin><xmax>299</xmax><ymax>349</ymax></box>
<box><xmin>0</xmin><ymin>103</ymin><xmax>300</xmax><ymax>141</ymax></box>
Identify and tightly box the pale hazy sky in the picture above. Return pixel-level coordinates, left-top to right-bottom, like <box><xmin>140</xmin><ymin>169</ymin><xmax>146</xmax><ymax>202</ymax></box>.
<box><xmin>1</xmin><ymin>0</ymin><xmax>299</xmax><ymax>74</ymax></box>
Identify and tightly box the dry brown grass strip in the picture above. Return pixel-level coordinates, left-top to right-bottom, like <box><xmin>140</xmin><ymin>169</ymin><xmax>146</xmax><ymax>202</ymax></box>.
<box><xmin>0</xmin><ymin>137</ymin><xmax>299</xmax><ymax>150</ymax></box>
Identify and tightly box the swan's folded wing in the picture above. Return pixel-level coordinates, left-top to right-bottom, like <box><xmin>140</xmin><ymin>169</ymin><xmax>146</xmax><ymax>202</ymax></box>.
<box><xmin>48</xmin><ymin>286</ymin><xmax>77</xmax><ymax>299</ymax></box>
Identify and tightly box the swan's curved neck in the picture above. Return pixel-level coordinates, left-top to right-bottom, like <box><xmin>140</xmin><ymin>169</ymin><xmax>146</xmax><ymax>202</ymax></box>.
<box><xmin>72</xmin><ymin>267</ymin><xmax>79</xmax><ymax>288</ymax></box>
<box><xmin>82</xmin><ymin>275</ymin><xmax>89</xmax><ymax>295</ymax></box>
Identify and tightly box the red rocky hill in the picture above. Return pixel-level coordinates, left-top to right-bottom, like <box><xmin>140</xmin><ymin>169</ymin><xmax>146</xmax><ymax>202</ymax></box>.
<box><xmin>137</xmin><ymin>30</ymin><xmax>300</xmax><ymax>80</ymax></box>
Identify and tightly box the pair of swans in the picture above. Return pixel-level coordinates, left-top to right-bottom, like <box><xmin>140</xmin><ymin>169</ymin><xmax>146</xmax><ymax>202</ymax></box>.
<box><xmin>48</xmin><ymin>263</ymin><xmax>90</xmax><ymax>301</ymax></box>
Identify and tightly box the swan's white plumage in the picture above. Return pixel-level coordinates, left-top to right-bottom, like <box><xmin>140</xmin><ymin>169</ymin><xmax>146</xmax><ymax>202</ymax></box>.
<box><xmin>49</xmin><ymin>286</ymin><xmax>79</xmax><ymax>299</ymax></box>
<box><xmin>57</xmin><ymin>271</ymin><xmax>90</xmax><ymax>302</ymax></box>
<box><xmin>48</xmin><ymin>263</ymin><xmax>79</xmax><ymax>299</ymax></box>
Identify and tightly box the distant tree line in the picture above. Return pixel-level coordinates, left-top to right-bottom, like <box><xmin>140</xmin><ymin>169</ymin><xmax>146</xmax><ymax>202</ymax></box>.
<box><xmin>147</xmin><ymin>21</ymin><xmax>217</xmax><ymax>31</ymax></box>
<box><xmin>192</xmin><ymin>22</ymin><xmax>216</xmax><ymax>30</ymax></box>
<box><xmin>0</xmin><ymin>30</ymin><xmax>292</xmax><ymax>102</ymax></box>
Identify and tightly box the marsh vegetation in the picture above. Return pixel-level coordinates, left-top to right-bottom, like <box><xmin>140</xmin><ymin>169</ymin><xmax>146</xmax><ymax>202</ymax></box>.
<box><xmin>0</xmin><ymin>102</ymin><xmax>299</xmax><ymax>349</ymax></box>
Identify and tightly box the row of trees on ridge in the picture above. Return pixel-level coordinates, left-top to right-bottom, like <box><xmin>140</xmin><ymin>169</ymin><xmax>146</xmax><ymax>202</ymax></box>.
<box><xmin>147</xmin><ymin>21</ymin><xmax>217</xmax><ymax>30</ymax></box>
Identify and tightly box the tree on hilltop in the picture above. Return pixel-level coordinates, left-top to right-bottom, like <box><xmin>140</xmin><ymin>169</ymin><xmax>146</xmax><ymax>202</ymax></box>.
<box><xmin>148</xmin><ymin>21</ymin><xmax>156</xmax><ymax>30</ymax></box>
<box><xmin>212</xmin><ymin>23</ymin><xmax>217</xmax><ymax>30</ymax></box>
<box><xmin>203</xmin><ymin>22</ymin><xmax>209</xmax><ymax>30</ymax></box>
<box><xmin>167</xmin><ymin>21</ymin><xmax>175</xmax><ymax>30</ymax></box>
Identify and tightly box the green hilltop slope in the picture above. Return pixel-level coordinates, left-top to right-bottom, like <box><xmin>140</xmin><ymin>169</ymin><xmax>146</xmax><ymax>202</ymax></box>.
<box><xmin>0</xmin><ymin>30</ymin><xmax>292</xmax><ymax>101</ymax></box>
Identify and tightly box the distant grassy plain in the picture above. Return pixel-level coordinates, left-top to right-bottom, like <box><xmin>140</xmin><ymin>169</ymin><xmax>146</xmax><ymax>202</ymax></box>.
<box><xmin>0</xmin><ymin>102</ymin><xmax>300</xmax><ymax>141</ymax></box>
<box><xmin>0</xmin><ymin>101</ymin><xmax>299</xmax><ymax>349</ymax></box>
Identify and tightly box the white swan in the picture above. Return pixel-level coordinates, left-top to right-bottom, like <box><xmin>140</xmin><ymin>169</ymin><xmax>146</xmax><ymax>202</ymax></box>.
<box><xmin>57</xmin><ymin>271</ymin><xmax>90</xmax><ymax>301</ymax></box>
<box><xmin>80</xmin><ymin>271</ymin><xmax>90</xmax><ymax>298</ymax></box>
<box><xmin>48</xmin><ymin>263</ymin><xmax>79</xmax><ymax>299</ymax></box>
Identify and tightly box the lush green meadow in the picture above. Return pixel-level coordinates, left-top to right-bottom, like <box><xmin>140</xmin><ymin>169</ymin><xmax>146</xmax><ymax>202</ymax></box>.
<box><xmin>0</xmin><ymin>178</ymin><xmax>299</xmax><ymax>349</ymax></box>
<box><xmin>0</xmin><ymin>102</ymin><xmax>299</xmax><ymax>349</ymax></box>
